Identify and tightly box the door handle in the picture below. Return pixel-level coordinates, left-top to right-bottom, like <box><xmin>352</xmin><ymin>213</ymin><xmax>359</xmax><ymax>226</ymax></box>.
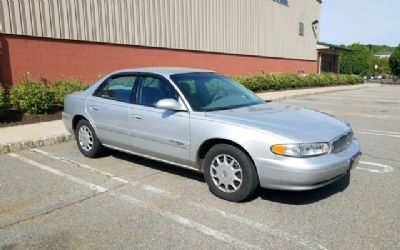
<box><xmin>132</xmin><ymin>114</ymin><xmax>143</xmax><ymax>120</ymax></box>
<box><xmin>89</xmin><ymin>106</ymin><xmax>99</xmax><ymax>111</ymax></box>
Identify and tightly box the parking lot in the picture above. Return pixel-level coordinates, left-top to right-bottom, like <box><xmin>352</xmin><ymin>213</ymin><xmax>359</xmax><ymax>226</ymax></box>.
<box><xmin>1</xmin><ymin>85</ymin><xmax>399</xmax><ymax>250</ymax></box>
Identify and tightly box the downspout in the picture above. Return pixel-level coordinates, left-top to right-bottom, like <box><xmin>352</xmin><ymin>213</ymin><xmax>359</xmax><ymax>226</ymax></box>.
<box><xmin>318</xmin><ymin>52</ymin><xmax>322</xmax><ymax>74</ymax></box>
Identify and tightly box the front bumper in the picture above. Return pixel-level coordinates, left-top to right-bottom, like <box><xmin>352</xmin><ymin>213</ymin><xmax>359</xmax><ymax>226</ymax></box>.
<box><xmin>255</xmin><ymin>139</ymin><xmax>361</xmax><ymax>191</ymax></box>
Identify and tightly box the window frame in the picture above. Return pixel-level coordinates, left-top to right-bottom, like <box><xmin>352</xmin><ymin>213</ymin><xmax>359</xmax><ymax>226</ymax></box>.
<box><xmin>299</xmin><ymin>22</ymin><xmax>305</xmax><ymax>36</ymax></box>
<box><xmin>93</xmin><ymin>73</ymin><xmax>140</xmax><ymax>104</ymax></box>
<box><xmin>135</xmin><ymin>73</ymin><xmax>182</xmax><ymax>109</ymax></box>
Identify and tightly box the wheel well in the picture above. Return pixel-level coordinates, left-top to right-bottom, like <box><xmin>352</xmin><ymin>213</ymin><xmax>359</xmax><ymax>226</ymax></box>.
<box><xmin>197</xmin><ymin>138</ymin><xmax>255</xmax><ymax>172</ymax></box>
<box><xmin>72</xmin><ymin>115</ymin><xmax>87</xmax><ymax>131</ymax></box>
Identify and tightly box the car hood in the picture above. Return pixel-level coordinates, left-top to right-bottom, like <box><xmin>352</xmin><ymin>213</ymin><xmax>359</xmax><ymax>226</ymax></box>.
<box><xmin>204</xmin><ymin>102</ymin><xmax>351</xmax><ymax>143</ymax></box>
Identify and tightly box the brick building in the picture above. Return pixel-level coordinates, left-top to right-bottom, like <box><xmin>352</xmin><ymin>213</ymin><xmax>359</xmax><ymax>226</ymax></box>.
<box><xmin>0</xmin><ymin>0</ymin><xmax>321</xmax><ymax>85</ymax></box>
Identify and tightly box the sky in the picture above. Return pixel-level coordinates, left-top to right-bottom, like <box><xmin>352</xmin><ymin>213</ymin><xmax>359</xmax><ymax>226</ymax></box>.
<box><xmin>320</xmin><ymin>0</ymin><xmax>400</xmax><ymax>46</ymax></box>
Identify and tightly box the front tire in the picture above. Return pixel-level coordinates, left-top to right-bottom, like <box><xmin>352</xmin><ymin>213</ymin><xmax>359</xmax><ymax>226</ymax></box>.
<box><xmin>203</xmin><ymin>144</ymin><xmax>259</xmax><ymax>202</ymax></box>
<box><xmin>75</xmin><ymin>119</ymin><xmax>105</xmax><ymax>158</ymax></box>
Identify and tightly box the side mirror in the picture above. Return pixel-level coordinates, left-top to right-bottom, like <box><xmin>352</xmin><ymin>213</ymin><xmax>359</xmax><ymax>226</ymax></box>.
<box><xmin>155</xmin><ymin>98</ymin><xmax>187</xmax><ymax>111</ymax></box>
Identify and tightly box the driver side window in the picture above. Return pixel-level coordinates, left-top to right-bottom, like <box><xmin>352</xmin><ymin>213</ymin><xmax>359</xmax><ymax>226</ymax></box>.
<box><xmin>137</xmin><ymin>76</ymin><xmax>179</xmax><ymax>107</ymax></box>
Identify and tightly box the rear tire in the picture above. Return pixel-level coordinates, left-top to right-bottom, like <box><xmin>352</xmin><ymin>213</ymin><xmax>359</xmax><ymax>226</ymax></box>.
<box><xmin>75</xmin><ymin>119</ymin><xmax>105</xmax><ymax>158</ymax></box>
<box><xmin>203</xmin><ymin>144</ymin><xmax>259</xmax><ymax>202</ymax></box>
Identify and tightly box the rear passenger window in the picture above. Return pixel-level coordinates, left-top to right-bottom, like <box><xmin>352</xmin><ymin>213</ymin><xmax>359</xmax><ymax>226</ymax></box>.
<box><xmin>95</xmin><ymin>75</ymin><xmax>137</xmax><ymax>103</ymax></box>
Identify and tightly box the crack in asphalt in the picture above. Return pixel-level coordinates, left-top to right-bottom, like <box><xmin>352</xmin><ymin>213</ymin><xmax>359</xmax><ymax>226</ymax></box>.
<box><xmin>0</xmin><ymin>183</ymin><xmax>128</xmax><ymax>230</ymax></box>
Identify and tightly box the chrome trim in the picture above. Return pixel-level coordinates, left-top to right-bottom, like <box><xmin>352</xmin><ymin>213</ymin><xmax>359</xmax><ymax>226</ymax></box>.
<box><xmin>331</xmin><ymin>129</ymin><xmax>353</xmax><ymax>153</ymax></box>
<box><xmin>102</xmin><ymin>144</ymin><xmax>201</xmax><ymax>172</ymax></box>
<box><xmin>164</xmin><ymin>75</ymin><xmax>194</xmax><ymax>113</ymax></box>
<box><xmin>132</xmin><ymin>130</ymin><xmax>190</xmax><ymax>150</ymax></box>
<box><xmin>330</xmin><ymin>128</ymin><xmax>352</xmax><ymax>143</ymax></box>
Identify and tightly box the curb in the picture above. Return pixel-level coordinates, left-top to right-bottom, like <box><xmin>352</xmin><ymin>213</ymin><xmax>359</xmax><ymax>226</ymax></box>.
<box><xmin>270</xmin><ymin>84</ymin><xmax>379</xmax><ymax>101</ymax></box>
<box><xmin>0</xmin><ymin>133</ymin><xmax>74</xmax><ymax>154</ymax></box>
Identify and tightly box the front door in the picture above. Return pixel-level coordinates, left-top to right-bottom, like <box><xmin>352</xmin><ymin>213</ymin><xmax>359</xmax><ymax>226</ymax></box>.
<box><xmin>128</xmin><ymin>75</ymin><xmax>191</xmax><ymax>166</ymax></box>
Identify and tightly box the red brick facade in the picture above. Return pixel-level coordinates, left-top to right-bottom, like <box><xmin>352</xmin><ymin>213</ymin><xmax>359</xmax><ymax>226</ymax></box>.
<box><xmin>0</xmin><ymin>34</ymin><xmax>317</xmax><ymax>86</ymax></box>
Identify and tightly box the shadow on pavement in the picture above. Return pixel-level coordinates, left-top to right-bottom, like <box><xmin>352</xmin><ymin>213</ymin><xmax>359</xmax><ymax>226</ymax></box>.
<box><xmin>109</xmin><ymin>149</ymin><xmax>205</xmax><ymax>183</ymax></box>
<box><xmin>256</xmin><ymin>172</ymin><xmax>351</xmax><ymax>205</ymax></box>
<box><xmin>107</xmin><ymin>149</ymin><xmax>350</xmax><ymax>205</ymax></box>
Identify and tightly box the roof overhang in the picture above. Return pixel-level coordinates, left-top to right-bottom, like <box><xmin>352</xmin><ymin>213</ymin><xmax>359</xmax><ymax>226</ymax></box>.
<box><xmin>317</xmin><ymin>42</ymin><xmax>353</xmax><ymax>52</ymax></box>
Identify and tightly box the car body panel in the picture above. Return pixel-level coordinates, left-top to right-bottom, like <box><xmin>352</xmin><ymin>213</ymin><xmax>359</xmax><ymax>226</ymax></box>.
<box><xmin>127</xmin><ymin>103</ymin><xmax>191</xmax><ymax>166</ymax></box>
<box><xmin>254</xmin><ymin>139</ymin><xmax>360</xmax><ymax>190</ymax></box>
<box><xmin>63</xmin><ymin>67</ymin><xmax>361</xmax><ymax>191</ymax></box>
<box><xmin>204</xmin><ymin>102</ymin><xmax>351</xmax><ymax>143</ymax></box>
<box><xmin>86</xmin><ymin>96</ymin><xmax>131</xmax><ymax>149</ymax></box>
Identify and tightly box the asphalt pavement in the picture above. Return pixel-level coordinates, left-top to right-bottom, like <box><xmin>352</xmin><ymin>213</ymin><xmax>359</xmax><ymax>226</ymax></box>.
<box><xmin>1</xmin><ymin>85</ymin><xmax>399</xmax><ymax>250</ymax></box>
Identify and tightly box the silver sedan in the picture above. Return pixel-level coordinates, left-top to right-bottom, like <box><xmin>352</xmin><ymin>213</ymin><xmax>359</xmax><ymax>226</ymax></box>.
<box><xmin>63</xmin><ymin>67</ymin><xmax>362</xmax><ymax>202</ymax></box>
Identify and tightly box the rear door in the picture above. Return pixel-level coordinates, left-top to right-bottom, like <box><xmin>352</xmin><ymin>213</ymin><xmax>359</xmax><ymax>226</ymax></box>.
<box><xmin>86</xmin><ymin>74</ymin><xmax>138</xmax><ymax>149</ymax></box>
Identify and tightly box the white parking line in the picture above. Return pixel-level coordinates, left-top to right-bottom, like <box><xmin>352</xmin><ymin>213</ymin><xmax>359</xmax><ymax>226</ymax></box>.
<box><xmin>285</xmin><ymin>100</ymin><xmax>382</xmax><ymax>108</ymax></box>
<box><xmin>319</xmin><ymin>111</ymin><xmax>391</xmax><ymax>119</ymax></box>
<box><xmin>31</xmin><ymin>149</ymin><xmax>327</xmax><ymax>250</ymax></box>
<box><xmin>316</xmin><ymin>109</ymin><xmax>397</xmax><ymax>120</ymax></box>
<box><xmin>30</xmin><ymin>149</ymin><xmax>131</xmax><ymax>184</ymax></box>
<box><xmin>117</xmin><ymin>194</ymin><xmax>263</xmax><ymax>250</ymax></box>
<box><xmin>356</xmin><ymin>129</ymin><xmax>400</xmax><ymax>135</ymax></box>
<box><xmin>356</xmin><ymin>161</ymin><xmax>394</xmax><ymax>173</ymax></box>
<box><xmin>343</xmin><ymin>114</ymin><xmax>391</xmax><ymax>119</ymax></box>
<box><xmin>341</xmin><ymin>114</ymin><xmax>391</xmax><ymax>119</ymax></box>
<box><xmin>7</xmin><ymin>153</ymin><xmax>263</xmax><ymax>250</ymax></box>
<box><xmin>356</xmin><ymin>131</ymin><xmax>400</xmax><ymax>138</ymax></box>
<box><xmin>142</xmin><ymin>184</ymin><xmax>172</xmax><ymax>195</ymax></box>
<box><xmin>186</xmin><ymin>202</ymin><xmax>328</xmax><ymax>250</ymax></box>
<box><xmin>132</xmin><ymin>187</ymin><xmax>327</xmax><ymax>250</ymax></box>
<box><xmin>8</xmin><ymin>153</ymin><xmax>109</xmax><ymax>193</ymax></box>
<box><xmin>142</xmin><ymin>189</ymin><xmax>327</xmax><ymax>250</ymax></box>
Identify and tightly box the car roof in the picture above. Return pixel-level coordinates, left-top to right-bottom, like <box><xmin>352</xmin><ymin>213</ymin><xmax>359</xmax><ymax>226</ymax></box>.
<box><xmin>111</xmin><ymin>67</ymin><xmax>215</xmax><ymax>77</ymax></box>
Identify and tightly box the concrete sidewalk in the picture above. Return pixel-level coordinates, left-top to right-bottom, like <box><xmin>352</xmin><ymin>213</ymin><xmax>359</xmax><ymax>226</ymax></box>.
<box><xmin>0</xmin><ymin>83</ymin><xmax>380</xmax><ymax>153</ymax></box>
<box><xmin>0</xmin><ymin>120</ymin><xmax>72</xmax><ymax>153</ymax></box>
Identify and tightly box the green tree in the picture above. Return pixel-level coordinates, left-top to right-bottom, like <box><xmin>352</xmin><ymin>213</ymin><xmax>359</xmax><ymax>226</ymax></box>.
<box><xmin>339</xmin><ymin>44</ymin><xmax>370</xmax><ymax>75</ymax></box>
<box><xmin>369</xmin><ymin>57</ymin><xmax>391</xmax><ymax>75</ymax></box>
<box><xmin>389</xmin><ymin>44</ymin><xmax>400</xmax><ymax>76</ymax></box>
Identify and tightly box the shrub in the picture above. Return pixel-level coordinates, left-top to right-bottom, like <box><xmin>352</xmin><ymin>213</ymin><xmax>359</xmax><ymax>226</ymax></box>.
<box><xmin>389</xmin><ymin>44</ymin><xmax>400</xmax><ymax>77</ymax></box>
<box><xmin>233</xmin><ymin>73</ymin><xmax>363</xmax><ymax>92</ymax></box>
<box><xmin>339</xmin><ymin>43</ymin><xmax>370</xmax><ymax>75</ymax></box>
<box><xmin>0</xmin><ymin>84</ymin><xmax>8</xmax><ymax>119</ymax></box>
<box><xmin>10</xmin><ymin>79</ymin><xmax>54</xmax><ymax>114</ymax></box>
<box><xmin>51</xmin><ymin>79</ymin><xmax>89</xmax><ymax>104</ymax></box>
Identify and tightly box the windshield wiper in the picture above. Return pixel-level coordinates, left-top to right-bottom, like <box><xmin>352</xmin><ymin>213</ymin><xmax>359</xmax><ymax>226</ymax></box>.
<box><xmin>204</xmin><ymin>102</ymin><xmax>261</xmax><ymax>112</ymax></box>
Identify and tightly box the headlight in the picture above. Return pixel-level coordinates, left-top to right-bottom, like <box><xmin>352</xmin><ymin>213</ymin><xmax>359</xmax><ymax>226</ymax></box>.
<box><xmin>271</xmin><ymin>143</ymin><xmax>330</xmax><ymax>157</ymax></box>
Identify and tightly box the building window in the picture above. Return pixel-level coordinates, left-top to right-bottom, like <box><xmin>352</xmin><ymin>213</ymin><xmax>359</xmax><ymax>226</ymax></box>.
<box><xmin>299</xmin><ymin>22</ymin><xmax>304</xmax><ymax>36</ymax></box>
<box><xmin>273</xmin><ymin>0</ymin><xmax>288</xmax><ymax>6</ymax></box>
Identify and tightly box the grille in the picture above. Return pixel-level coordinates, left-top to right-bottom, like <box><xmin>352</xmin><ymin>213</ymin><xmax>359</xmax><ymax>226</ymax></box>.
<box><xmin>333</xmin><ymin>130</ymin><xmax>353</xmax><ymax>153</ymax></box>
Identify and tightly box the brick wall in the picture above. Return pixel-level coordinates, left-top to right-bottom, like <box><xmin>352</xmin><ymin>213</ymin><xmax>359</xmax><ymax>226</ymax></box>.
<box><xmin>0</xmin><ymin>34</ymin><xmax>317</xmax><ymax>86</ymax></box>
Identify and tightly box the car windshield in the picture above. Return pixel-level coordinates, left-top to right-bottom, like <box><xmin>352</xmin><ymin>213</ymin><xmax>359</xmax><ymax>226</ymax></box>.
<box><xmin>170</xmin><ymin>72</ymin><xmax>264</xmax><ymax>112</ymax></box>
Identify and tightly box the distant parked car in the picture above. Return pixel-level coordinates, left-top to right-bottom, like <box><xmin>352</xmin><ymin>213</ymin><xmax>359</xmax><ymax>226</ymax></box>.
<box><xmin>63</xmin><ymin>68</ymin><xmax>361</xmax><ymax>202</ymax></box>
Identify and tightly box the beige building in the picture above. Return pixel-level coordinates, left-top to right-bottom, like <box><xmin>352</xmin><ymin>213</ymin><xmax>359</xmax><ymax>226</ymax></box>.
<box><xmin>0</xmin><ymin>0</ymin><xmax>322</xmax><ymax>85</ymax></box>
